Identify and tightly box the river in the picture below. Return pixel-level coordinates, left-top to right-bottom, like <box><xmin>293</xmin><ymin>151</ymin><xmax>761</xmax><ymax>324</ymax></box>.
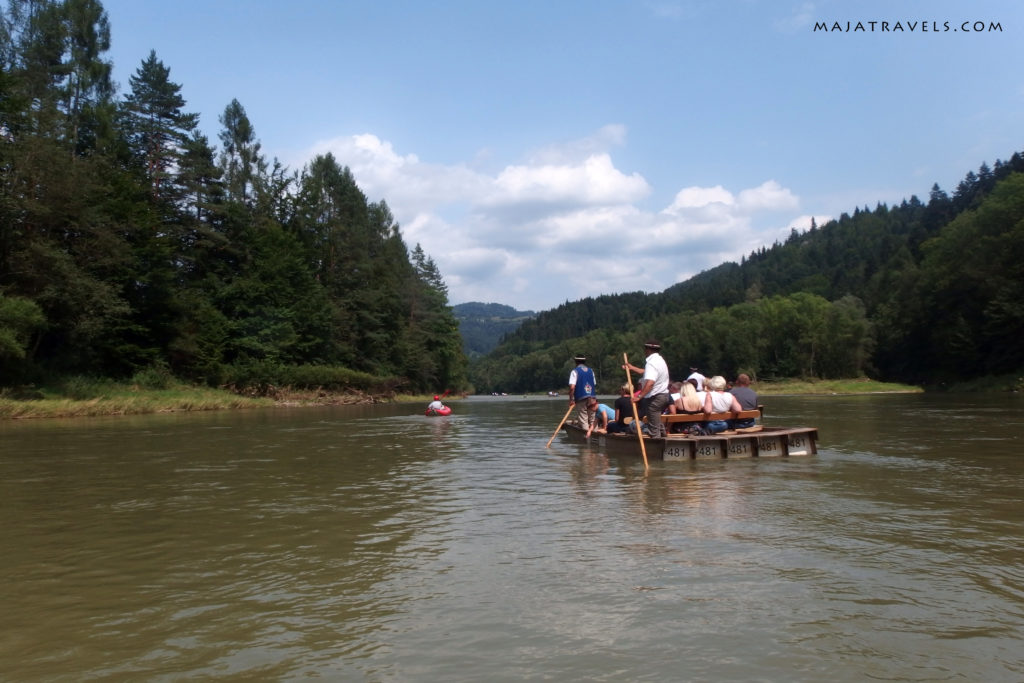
<box><xmin>1</xmin><ymin>394</ymin><xmax>1022</xmax><ymax>681</ymax></box>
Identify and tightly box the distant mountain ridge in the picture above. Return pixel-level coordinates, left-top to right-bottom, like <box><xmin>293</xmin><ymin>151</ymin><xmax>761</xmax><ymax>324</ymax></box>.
<box><xmin>452</xmin><ymin>302</ymin><xmax>536</xmax><ymax>357</ymax></box>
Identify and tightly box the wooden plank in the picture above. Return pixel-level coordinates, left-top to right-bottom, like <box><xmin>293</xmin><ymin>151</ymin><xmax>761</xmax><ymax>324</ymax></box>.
<box><xmin>662</xmin><ymin>409</ymin><xmax>761</xmax><ymax>424</ymax></box>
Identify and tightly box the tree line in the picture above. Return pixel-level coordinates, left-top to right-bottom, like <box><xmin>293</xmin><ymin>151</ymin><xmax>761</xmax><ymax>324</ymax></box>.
<box><xmin>472</xmin><ymin>154</ymin><xmax>1024</xmax><ymax>392</ymax></box>
<box><xmin>0</xmin><ymin>0</ymin><xmax>467</xmax><ymax>394</ymax></box>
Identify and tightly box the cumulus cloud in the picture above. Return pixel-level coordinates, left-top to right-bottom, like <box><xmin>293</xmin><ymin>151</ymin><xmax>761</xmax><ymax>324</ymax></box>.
<box><xmin>664</xmin><ymin>185</ymin><xmax>736</xmax><ymax>212</ymax></box>
<box><xmin>486</xmin><ymin>153</ymin><xmax>650</xmax><ymax>207</ymax></box>
<box><xmin>299</xmin><ymin>127</ymin><xmax>806</xmax><ymax>311</ymax></box>
<box><xmin>305</xmin><ymin>134</ymin><xmax>487</xmax><ymax>213</ymax></box>
<box><xmin>738</xmin><ymin>180</ymin><xmax>799</xmax><ymax>211</ymax></box>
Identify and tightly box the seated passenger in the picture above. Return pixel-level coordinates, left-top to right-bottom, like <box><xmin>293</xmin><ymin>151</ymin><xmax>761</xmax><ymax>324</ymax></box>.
<box><xmin>702</xmin><ymin>375</ymin><xmax>742</xmax><ymax>433</ymax></box>
<box><xmin>667</xmin><ymin>382</ymin><xmax>683</xmax><ymax>414</ymax></box>
<box><xmin>426</xmin><ymin>395</ymin><xmax>448</xmax><ymax>413</ymax></box>
<box><xmin>598</xmin><ymin>385</ymin><xmax>630</xmax><ymax>432</ymax></box>
<box><xmin>605</xmin><ymin>385</ymin><xmax>634</xmax><ymax>434</ymax></box>
<box><xmin>675</xmin><ymin>380</ymin><xmax>703</xmax><ymax>414</ymax></box>
<box><xmin>585</xmin><ymin>396</ymin><xmax>617</xmax><ymax>437</ymax></box>
<box><xmin>691</xmin><ymin>378</ymin><xmax>707</xmax><ymax>411</ymax></box>
<box><xmin>728</xmin><ymin>373</ymin><xmax>758</xmax><ymax>428</ymax></box>
<box><xmin>667</xmin><ymin>379</ymin><xmax>705</xmax><ymax>434</ymax></box>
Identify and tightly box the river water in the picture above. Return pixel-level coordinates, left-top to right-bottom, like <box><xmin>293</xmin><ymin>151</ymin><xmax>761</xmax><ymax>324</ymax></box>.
<box><xmin>1</xmin><ymin>394</ymin><xmax>1021</xmax><ymax>681</ymax></box>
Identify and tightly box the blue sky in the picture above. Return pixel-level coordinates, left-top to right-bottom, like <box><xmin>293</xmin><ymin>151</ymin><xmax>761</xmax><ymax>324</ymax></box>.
<box><xmin>100</xmin><ymin>0</ymin><xmax>1022</xmax><ymax>312</ymax></box>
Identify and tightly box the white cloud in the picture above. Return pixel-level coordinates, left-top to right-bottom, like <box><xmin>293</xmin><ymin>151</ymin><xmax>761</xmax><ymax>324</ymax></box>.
<box><xmin>738</xmin><ymin>180</ymin><xmax>799</xmax><ymax>211</ymax></box>
<box><xmin>664</xmin><ymin>185</ymin><xmax>736</xmax><ymax>213</ymax></box>
<box><xmin>299</xmin><ymin>127</ymin><xmax>806</xmax><ymax>311</ymax></box>
<box><xmin>305</xmin><ymin>134</ymin><xmax>487</xmax><ymax>213</ymax></box>
<box><xmin>485</xmin><ymin>153</ymin><xmax>650</xmax><ymax>207</ymax></box>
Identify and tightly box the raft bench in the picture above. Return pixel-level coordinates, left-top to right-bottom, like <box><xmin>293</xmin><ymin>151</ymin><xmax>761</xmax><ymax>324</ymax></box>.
<box><xmin>662</xmin><ymin>408</ymin><xmax>764</xmax><ymax>434</ymax></box>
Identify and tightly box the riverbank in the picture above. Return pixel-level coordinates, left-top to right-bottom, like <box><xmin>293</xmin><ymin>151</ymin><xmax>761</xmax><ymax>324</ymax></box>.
<box><xmin>753</xmin><ymin>377</ymin><xmax>922</xmax><ymax>395</ymax></box>
<box><xmin>0</xmin><ymin>382</ymin><xmax>388</xmax><ymax>420</ymax></box>
<box><xmin>0</xmin><ymin>377</ymin><xmax>921</xmax><ymax>420</ymax></box>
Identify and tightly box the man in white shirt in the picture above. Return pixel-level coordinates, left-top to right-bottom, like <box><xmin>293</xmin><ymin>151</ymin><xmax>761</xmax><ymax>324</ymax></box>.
<box><xmin>686</xmin><ymin>367</ymin><xmax>706</xmax><ymax>392</ymax></box>
<box><xmin>623</xmin><ymin>340</ymin><xmax>671</xmax><ymax>437</ymax></box>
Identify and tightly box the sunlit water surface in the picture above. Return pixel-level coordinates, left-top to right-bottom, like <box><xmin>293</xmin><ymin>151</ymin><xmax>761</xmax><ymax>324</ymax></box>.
<box><xmin>1</xmin><ymin>394</ymin><xmax>1022</xmax><ymax>681</ymax></box>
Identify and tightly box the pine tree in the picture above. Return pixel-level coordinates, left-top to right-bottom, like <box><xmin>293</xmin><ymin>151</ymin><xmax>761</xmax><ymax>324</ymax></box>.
<box><xmin>60</xmin><ymin>0</ymin><xmax>111</xmax><ymax>153</ymax></box>
<box><xmin>122</xmin><ymin>49</ymin><xmax>197</xmax><ymax>200</ymax></box>
<box><xmin>177</xmin><ymin>129</ymin><xmax>223</xmax><ymax>223</ymax></box>
<box><xmin>218</xmin><ymin>98</ymin><xmax>261</xmax><ymax>204</ymax></box>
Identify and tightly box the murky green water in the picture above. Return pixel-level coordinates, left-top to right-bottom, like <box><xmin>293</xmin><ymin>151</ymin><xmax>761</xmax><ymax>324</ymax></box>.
<box><xmin>1</xmin><ymin>394</ymin><xmax>1022</xmax><ymax>681</ymax></box>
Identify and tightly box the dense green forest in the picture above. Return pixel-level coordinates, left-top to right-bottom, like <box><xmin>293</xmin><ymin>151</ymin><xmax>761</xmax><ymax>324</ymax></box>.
<box><xmin>471</xmin><ymin>155</ymin><xmax>1024</xmax><ymax>393</ymax></box>
<box><xmin>452</xmin><ymin>302</ymin><xmax>535</xmax><ymax>357</ymax></box>
<box><xmin>0</xmin><ymin>0</ymin><xmax>467</xmax><ymax>395</ymax></box>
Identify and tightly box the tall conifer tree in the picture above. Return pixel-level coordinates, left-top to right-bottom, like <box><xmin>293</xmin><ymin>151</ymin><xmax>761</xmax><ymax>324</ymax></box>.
<box><xmin>122</xmin><ymin>49</ymin><xmax>197</xmax><ymax>200</ymax></box>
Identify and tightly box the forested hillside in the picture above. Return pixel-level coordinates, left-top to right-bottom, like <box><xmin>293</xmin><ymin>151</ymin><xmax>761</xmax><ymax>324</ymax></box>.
<box><xmin>0</xmin><ymin>0</ymin><xmax>466</xmax><ymax>394</ymax></box>
<box><xmin>472</xmin><ymin>154</ymin><xmax>1024</xmax><ymax>393</ymax></box>
<box><xmin>452</xmin><ymin>302</ymin><xmax>535</xmax><ymax>357</ymax></box>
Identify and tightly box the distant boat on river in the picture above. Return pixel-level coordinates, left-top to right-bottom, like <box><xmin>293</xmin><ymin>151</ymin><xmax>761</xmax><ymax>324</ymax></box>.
<box><xmin>425</xmin><ymin>406</ymin><xmax>452</xmax><ymax>416</ymax></box>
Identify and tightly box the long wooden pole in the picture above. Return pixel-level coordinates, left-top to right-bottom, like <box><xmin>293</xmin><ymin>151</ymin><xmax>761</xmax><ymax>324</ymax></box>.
<box><xmin>623</xmin><ymin>353</ymin><xmax>649</xmax><ymax>469</ymax></box>
<box><xmin>546</xmin><ymin>404</ymin><xmax>575</xmax><ymax>448</ymax></box>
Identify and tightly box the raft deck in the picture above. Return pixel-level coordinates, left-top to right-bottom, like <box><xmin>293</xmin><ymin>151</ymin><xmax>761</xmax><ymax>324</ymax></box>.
<box><xmin>560</xmin><ymin>409</ymin><xmax>818</xmax><ymax>460</ymax></box>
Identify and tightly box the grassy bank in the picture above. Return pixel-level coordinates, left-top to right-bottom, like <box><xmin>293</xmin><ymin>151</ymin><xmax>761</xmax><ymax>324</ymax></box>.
<box><xmin>0</xmin><ymin>383</ymin><xmax>274</xmax><ymax>419</ymax></box>
<box><xmin>753</xmin><ymin>377</ymin><xmax>922</xmax><ymax>395</ymax></box>
<box><xmin>0</xmin><ymin>363</ymin><xmax>417</xmax><ymax>419</ymax></box>
<box><xmin>0</xmin><ymin>377</ymin><xmax>922</xmax><ymax>420</ymax></box>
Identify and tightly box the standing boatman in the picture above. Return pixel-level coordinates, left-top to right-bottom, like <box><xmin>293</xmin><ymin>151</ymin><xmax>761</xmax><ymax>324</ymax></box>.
<box><xmin>623</xmin><ymin>340</ymin><xmax>671</xmax><ymax>438</ymax></box>
<box><xmin>568</xmin><ymin>354</ymin><xmax>597</xmax><ymax>429</ymax></box>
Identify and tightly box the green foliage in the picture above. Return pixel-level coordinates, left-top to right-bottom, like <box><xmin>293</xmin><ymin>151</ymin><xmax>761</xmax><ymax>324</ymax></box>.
<box><xmin>880</xmin><ymin>172</ymin><xmax>1024</xmax><ymax>381</ymax></box>
<box><xmin>452</xmin><ymin>301</ymin><xmax>536</xmax><ymax>357</ymax></box>
<box><xmin>122</xmin><ymin>49</ymin><xmax>198</xmax><ymax>199</ymax></box>
<box><xmin>130</xmin><ymin>361</ymin><xmax>174</xmax><ymax>389</ymax></box>
<box><xmin>474</xmin><ymin>283</ymin><xmax>886</xmax><ymax>391</ymax></box>
<box><xmin>0</xmin><ymin>293</ymin><xmax>45</xmax><ymax>360</ymax></box>
<box><xmin>223</xmin><ymin>361</ymin><xmax>397</xmax><ymax>394</ymax></box>
<box><xmin>59</xmin><ymin>374</ymin><xmax>114</xmax><ymax>400</ymax></box>
<box><xmin>218</xmin><ymin>98</ymin><xmax>261</xmax><ymax>204</ymax></box>
<box><xmin>0</xmin><ymin>0</ymin><xmax>469</xmax><ymax>395</ymax></box>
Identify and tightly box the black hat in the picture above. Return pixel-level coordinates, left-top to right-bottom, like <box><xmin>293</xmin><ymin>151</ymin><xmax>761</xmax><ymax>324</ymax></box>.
<box><xmin>643</xmin><ymin>341</ymin><xmax>661</xmax><ymax>351</ymax></box>
<box><xmin>574</xmin><ymin>355</ymin><xmax>587</xmax><ymax>363</ymax></box>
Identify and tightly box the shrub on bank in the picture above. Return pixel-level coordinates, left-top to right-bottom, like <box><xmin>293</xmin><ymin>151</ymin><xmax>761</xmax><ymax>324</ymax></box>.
<box><xmin>223</xmin><ymin>361</ymin><xmax>405</xmax><ymax>396</ymax></box>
